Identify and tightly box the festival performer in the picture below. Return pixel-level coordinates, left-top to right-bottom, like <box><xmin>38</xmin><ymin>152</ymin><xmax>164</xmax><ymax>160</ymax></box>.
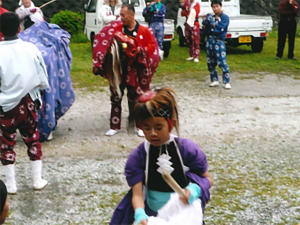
<box><xmin>276</xmin><ymin>0</ymin><xmax>299</xmax><ymax>60</ymax></box>
<box><xmin>0</xmin><ymin>12</ymin><xmax>49</xmax><ymax>194</ymax></box>
<box><xmin>0</xmin><ymin>0</ymin><xmax>8</xmax><ymax>41</ymax></box>
<box><xmin>18</xmin><ymin>21</ymin><xmax>75</xmax><ymax>142</ymax></box>
<box><xmin>101</xmin><ymin>0</ymin><xmax>122</xmax><ymax>25</ymax></box>
<box><xmin>16</xmin><ymin>0</ymin><xmax>44</xmax><ymax>31</ymax></box>
<box><xmin>143</xmin><ymin>0</ymin><xmax>166</xmax><ymax>60</ymax></box>
<box><xmin>180</xmin><ymin>0</ymin><xmax>200</xmax><ymax>63</ymax></box>
<box><xmin>202</xmin><ymin>0</ymin><xmax>231</xmax><ymax>89</ymax></box>
<box><xmin>110</xmin><ymin>87</ymin><xmax>213</xmax><ymax>225</ymax></box>
<box><xmin>93</xmin><ymin>4</ymin><xmax>159</xmax><ymax>137</ymax></box>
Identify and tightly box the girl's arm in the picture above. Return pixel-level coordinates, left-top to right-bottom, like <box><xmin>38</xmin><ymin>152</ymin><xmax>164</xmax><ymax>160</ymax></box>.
<box><xmin>132</xmin><ymin>181</ymin><xmax>144</xmax><ymax>210</ymax></box>
<box><xmin>202</xmin><ymin>171</ymin><xmax>213</xmax><ymax>187</ymax></box>
<box><xmin>132</xmin><ymin>182</ymin><xmax>148</xmax><ymax>225</ymax></box>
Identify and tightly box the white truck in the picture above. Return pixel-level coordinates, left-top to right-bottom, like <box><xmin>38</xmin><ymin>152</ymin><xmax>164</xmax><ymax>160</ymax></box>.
<box><xmin>84</xmin><ymin>0</ymin><xmax>175</xmax><ymax>57</ymax></box>
<box><xmin>177</xmin><ymin>0</ymin><xmax>273</xmax><ymax>53</ymax></box>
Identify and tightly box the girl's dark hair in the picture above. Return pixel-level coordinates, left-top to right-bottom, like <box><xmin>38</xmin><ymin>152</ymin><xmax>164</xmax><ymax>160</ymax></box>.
<box><xmin>129</xmin><ymin>87</ymin><xmax>179</xmax><ymax>134</ymax></box>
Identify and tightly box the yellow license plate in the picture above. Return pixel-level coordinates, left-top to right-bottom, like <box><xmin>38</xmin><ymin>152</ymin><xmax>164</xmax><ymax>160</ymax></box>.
<box><xmin>239</xmin><ymin>36</ymin><xmax>252</xmax><ymax>43</ymax></box>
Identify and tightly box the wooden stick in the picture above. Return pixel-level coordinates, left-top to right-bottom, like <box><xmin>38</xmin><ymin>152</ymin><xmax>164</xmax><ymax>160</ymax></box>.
<box><xmin>162</xmin><ymin>173</ymin><xmax>188</xmax><ymax>200</ymax></box>
<box><xmin>39</xmin><ymin>0</ymin><xmax>57</xmax><ymax>9</ymax></box>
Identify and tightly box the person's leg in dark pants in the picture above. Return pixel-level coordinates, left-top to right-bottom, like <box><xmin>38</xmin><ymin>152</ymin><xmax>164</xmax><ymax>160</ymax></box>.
<box><xmin>287</xmin><ymin>19</ymin><xmax>297</xmax><ymax>59</ymax></box>
<box><xmin>276</xmin><ymin>20</ymin><xmax>287</xmax><ymax>58</ymax></box>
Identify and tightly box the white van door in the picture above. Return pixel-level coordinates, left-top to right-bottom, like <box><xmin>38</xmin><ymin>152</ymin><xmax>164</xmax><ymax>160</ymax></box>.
<box><xmin>85</xmin><ymin>0</ymin><xmax>104</xmax><ymax>41</ymax></box>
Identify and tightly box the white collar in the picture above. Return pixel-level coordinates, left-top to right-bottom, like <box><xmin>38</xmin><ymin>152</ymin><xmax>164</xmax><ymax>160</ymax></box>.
<box><xmin>144</xmin><ymin>134</ymin><xmax>177</xmax><ymax>153</ymax></box>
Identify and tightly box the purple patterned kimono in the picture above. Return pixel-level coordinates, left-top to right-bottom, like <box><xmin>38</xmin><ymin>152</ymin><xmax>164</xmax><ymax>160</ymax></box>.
<box><xmin>110</xmin><ymin>137</ymin><xmax>211</xmax><ymax>225</ymax></box>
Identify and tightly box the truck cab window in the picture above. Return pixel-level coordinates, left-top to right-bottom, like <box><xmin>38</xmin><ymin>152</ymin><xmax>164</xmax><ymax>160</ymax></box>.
<box><xmin>86</xmin><ymin>0</ymin><xmax>97</xmax><ymax>12</ymax></box>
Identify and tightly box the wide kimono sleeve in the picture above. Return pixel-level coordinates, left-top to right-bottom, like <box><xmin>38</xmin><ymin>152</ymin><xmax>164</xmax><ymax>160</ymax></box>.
<box><xmin>214</xmin><ymin>14</ymin><xmax>229</xmax><ymax>34</ymax></box>
<box><xmin>178</xmin><ymin>138</ymin><xmax>211</xmax><ymax>211</ymax></box>
<box><xmin>125</xmin><ymin>143</ymin><xmax>147</xmax><ymax>187</ymax></box>
<box><xmin>110</xmin><ymin>143</ymin><xmax>147</xmax><ymax>225</ymax></box>
<box><xmin>92</xmin><ymin>20</ymin><xmax>122</xmax><ymax>77</ymax></box>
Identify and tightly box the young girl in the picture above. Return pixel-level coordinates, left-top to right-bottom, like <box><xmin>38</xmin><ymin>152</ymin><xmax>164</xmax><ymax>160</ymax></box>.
<box><xmin>110</xmin><ymin>87</ymin><xmax>213</xmax><ymax>225</ymax></box>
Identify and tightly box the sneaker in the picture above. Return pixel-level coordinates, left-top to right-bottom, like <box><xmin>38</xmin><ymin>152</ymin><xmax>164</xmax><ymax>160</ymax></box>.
<box><xmin>224</xmin><ymin>83</ymin><xmax>231</xmax><ymax>89</ymax></box>
<box><xmin>105</xmin><ymin>129</ymin><xmax>119</xmax><ymax>136</ymax></box>
<box><xmin>276</xmin><ymin>56</ymin><xmax>281</xmax><ymax>60</ymax></box>
<box><xmin>288</xmin><ymin>57</ymin><xmax>297</xmax><ymax>60</ymax></box>
<box><xmin>136</xmin><ymin>129</ymin><xmax>145</xmax><ymax>137</ymax></box>
<box><xmin>47</xmin><ymin>131</ymin><xmax>53</xmax><ymax>141</ymax></box>
<box><xmin>209</xmin><ymin>81</ymin><xmax>219</xmax><ymax>87</ymax></box>
<box><xmin>159</xmin><ymin>49</ymin><xmax>164</xmax><ymax>61</ymax></box>
<box><xmin>194</xmin><ymin>58</ymin><xmax>199</xmax><ymax>63</ymax></box>
<box><xmin>186</xmin><ymin>57</ymin><xmax>194</xmax><ymax>61</ymax></box>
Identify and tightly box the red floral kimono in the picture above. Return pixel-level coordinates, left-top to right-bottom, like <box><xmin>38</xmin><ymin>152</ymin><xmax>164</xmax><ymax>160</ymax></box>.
<box><xmin>92</xmin><ymin>20</ymin><xmax>159</xmax><ymax>130</ymax></box>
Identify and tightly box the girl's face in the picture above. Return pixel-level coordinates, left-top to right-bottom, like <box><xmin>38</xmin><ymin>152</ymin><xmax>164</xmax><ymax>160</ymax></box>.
<box><xmin>142</xmin><ymin>117</ymin><xmax>172</xmax><ymax>146</ymax></box>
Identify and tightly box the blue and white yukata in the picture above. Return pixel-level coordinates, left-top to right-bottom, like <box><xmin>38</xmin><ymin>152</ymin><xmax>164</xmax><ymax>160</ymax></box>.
<box><xmin>143</xmin><ymin>2</ymin><xmax>166</xmax><ymax>50</ymax></box>
<box><xmin>203</xmin><ymin>13</ymin><xmax>230</xmax><ymax>84</ymax></box>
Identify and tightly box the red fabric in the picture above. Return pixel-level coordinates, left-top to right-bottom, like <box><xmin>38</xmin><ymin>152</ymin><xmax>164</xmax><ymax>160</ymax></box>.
<box><xmin>185</xmin><ymin>22</ymin><xmax>200</xmax><ymax>59</ymax></box>
<box><xmin>93</xmin><ymin>20</ymin><xmax>159</xmax><ymax>130</ymax></box>
<box><xmin>0</xmin><ymin>95</ymin><xmax>42</xmax><ymax>165</ymax></box>
<box><xmin>0</xmin><ymin>7</ymin><xmax>8</xmax><ymax>41</ymax></box>
<box><xmin>93</xmin><ymin>20</ymin><xmax>159</xmax><ymax>89</ymax></box>
<box><xmin>279</xmin><ymin>0</ymin><xmax>299</xmax><ymax>15</ymax></box>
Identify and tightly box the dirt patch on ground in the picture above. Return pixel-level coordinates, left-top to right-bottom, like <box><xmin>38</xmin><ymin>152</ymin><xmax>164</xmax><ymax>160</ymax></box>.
<box><xmin>2</xmin><ymin>73</ymin><xmax>300</xmax><ymax>224</ymax></box>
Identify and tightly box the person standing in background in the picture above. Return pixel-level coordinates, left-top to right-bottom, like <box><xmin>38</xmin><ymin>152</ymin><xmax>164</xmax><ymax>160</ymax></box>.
<box><xmin>101</xmin><ymin>0</ymin><xmax>122</xmax><ymax>25</ymax></box>
<box><xmin>16</xmin><ymin>0</ymin><xmax>44</xmax><ymax>31</ymax></box>
<box><xmin>180</xmin><ymin>0</ymin><xmax>200</xmax><ymax>63</ymax></box>
<box><xmin>0</xmin><ymin>12</ymin><xmax>49</xmax><ymax>194</ymax></box>
<box><xmin>143</xmin><ymin>0</ymin><xmax>166</xmax><ymax>60</ymax></box>
<box><xmin>202</xmin><ymin>0</ymin><xmax>231</xmax><ymax>89</ymax></box>
<box><xmin>276</xmin><ymin>0</ymin><xmax>299</xmax><ymax>60</ymax></box>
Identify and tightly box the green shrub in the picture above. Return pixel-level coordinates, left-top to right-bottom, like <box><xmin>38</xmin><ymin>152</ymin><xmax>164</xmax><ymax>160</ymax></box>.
<box><xmin>50</xmin><ymin>10</ymin><xmax>84</xmax><ymax>36</ymax></box>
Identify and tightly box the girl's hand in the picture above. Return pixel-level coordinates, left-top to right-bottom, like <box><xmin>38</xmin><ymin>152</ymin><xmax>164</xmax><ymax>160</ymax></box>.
<box><xmin>138</xmin><ymin>219</ymin><xmax>148</xmax><ymax>225</ymax></box>
<box><xmin>180</xmin><ymin>189</ymin><xmax>190</xmax><ymax>204</ymax></box>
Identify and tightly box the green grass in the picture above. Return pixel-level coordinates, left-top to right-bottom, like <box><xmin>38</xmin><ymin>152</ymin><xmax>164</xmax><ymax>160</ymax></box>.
<box><xmin>70</xmin><ymin>30</ymin><xmax>300</xmax><ymax>89</ymax></box>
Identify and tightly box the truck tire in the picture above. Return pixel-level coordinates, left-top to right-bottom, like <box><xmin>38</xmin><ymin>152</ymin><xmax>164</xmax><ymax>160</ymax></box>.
<box><xmin>91</xmin><ymin>32</ymin><xmax>95</xmax><ymax>49</ymax></box>
<box><xmin>251</xmin><ymin>39</ymin><xmax>264</xmax><ymax>53</ymax></box>
<box><xmin>177</xmin><ymin>28</ymin><xmax>185</xmax><ymax>46</ymax></box>
<box><xmin>163</xmin><ymin>41</ymin><xmax>171</xmax><ymax>58</ymax></box>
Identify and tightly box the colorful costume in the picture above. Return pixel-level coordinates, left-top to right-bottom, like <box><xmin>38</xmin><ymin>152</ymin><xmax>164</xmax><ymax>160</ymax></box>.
<box><xmin>93</xmin><ymin>20</ymin><xmax>159</xmax><ymax>130</ymax></box>
<box><xmin>0</xmin><ymin>37</ymin><xmax>49</xmax><ymax>164</ymax></box>
<box><xmin>202</xmin><ymin>13</ymin><xmax>230</xmax><ymax>84</ymax></box>
<box><xmin>181</xmin><ymin>0</ymin><xmax>200</xmax><ymax>59</ymax></box>
<box><xmin>276</xmin><ymin>0</ymin><xmax>299</xmax><ymax>59</ymax></box>
<box><xmin>143</xmin><ymin>2</ymin><xmax>166</xmax><ymax>50</ymax></box>
<box><xmin>19</xmin><ymin>22</ymin><xmax>75</xmax><ymax>141</ymax></box>
<box><xmin>110</xmin><ymin>136</ymin><xmax>211</xmax><ymax>224</ymax></box>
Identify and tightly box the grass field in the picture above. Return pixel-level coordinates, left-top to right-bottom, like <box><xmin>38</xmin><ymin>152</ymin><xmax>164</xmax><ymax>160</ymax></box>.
<box><xmin>70</xmin><ymin>30</ymin><xmax>300</xmax><ymax>90</ymax></box>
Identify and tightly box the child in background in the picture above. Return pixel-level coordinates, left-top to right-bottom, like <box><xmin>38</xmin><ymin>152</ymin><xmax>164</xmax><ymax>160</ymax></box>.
<box><xmin>110</xmin><ymin>87</ymin><xmax>213</xmax><ymax>225</ymax></box>
<box><xmin>0</xmin><ymin>180</ymin><xmax>9</xmax><ymax>224</ymax></box>
<box><xmin>0</xmin><ymin>12</ymin><xmax>49</xmax><ymax>194</ymax></box>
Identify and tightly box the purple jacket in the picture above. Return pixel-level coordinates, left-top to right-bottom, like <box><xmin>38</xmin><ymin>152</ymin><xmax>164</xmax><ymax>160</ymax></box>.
<box><xmin>110</xmin><ymin>137</ymin><xmax>211</xmax><ymax>225</ymax></box>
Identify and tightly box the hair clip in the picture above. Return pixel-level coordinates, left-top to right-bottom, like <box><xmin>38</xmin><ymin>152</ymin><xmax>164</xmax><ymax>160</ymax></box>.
<box><xmin>138</xmin><ymin>90</ymin><xmax>156</xmax><ymax>103</ymax></box>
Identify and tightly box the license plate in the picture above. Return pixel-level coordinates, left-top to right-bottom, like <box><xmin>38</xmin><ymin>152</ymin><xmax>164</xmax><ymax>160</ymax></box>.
<box><xmin>239</xmin><ymin>36</ymin><xmax>252</xmax><ymax>43</ymax></box>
